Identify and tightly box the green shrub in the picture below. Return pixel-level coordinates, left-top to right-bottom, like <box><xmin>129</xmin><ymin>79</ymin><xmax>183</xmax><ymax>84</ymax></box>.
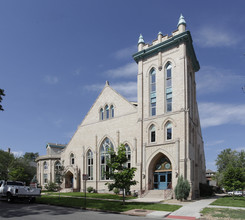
<box><xmin>44</xmin><ymin>182</ymin><xmax>59</xmax><ymax>192</ymax></box>
<box><xmin>174</xmin><ymin>175</ymin><xmax>190</xmax><ymax>201</ymax></box>
<box><xmin>199</xmin><ymin>183</ymin><xmax>214</xmax><ymax>197</ymax></box>
<box><xmin>113</xmin><ymin>188</ymin><xmax>120</xmax><ymax>195</ymax></box>
<box><xmin>87</xmin><ymin>186</ymin><xmax>94</xmax><ymax>193</ymax></box>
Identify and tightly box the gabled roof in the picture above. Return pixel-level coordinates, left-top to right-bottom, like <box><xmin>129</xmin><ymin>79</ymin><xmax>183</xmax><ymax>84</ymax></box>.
<box><xmin>46</xmin><ymin>143</ymin><xmax>66</xmax><ymax>149</ymax></box>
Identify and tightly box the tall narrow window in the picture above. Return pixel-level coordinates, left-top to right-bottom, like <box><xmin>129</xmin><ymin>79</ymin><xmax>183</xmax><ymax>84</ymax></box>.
<box><xmin>166</xmin><ymin>63</ymin><xmax>172</xmax><ymax>112</ymax></box>
<box><xmin>105</xmin><ymin>105</ymin><xmax>109</xmax><ymax>119</ymax></box>
<box><xmin>166</xmin><ymin>122</ymin><xmax>172</xmax><ymax>140</ymax></box>
<box><xmin>43</xmin><ymin>174</ymin><xmax>48</xmax><ymax>183</ymax></box>
<box><xmin>125</xmin><ymin>144</ymin><xmax>131</xmax><ymax>168</ymax></box>
<box><xmin>43</xmin><ymin>161</ymin><xmax>48</xmax><ymax>170</ymax></box>
<box><xmin>87</xmin><ymin>150</ymin><xmax>93</xmax><ymax>180</ymax></box>
<box><xmin>55</xmin><ymin>161</ymin><xmax>61</xmax><ymax>183</ymax></box>
<box><xmin>70</xmin><ymin>153</ymin><xmax>75</xmax><ymax>165</ymax></box>
<box><xmin>100</xmin><ymin>108</ymin><xmax>104</xmax><ymax>120</ymax></box>
<box><xmin>100</xmin><ymin>138</ymin><xmax>114</xmax><ymax>180</ymax></box>
<box><xmin>150</xmin><ymin>125</ymin><xmax>156</xmax><ymax>143</ymax></box>
<box><xmin>110</xmin><ymin>105</ymin><xmax>114</xmax><ymax>118</ymax></box>
<box><xmin>150</xmin><ymin>68</ymin><xmax>156</xmax><ymax>116</ymax></box>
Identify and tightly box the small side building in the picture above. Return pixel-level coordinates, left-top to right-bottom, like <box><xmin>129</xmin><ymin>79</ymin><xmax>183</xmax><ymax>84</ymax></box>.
<box><xmin>206</xmin><ymin>169</ymin><xmax>216</xmax><ymax>187</ymax></box>
<box><xmin>36</xmin><ymin>143</ymin><xmax>66</xmax><ymax>188</ymax></box>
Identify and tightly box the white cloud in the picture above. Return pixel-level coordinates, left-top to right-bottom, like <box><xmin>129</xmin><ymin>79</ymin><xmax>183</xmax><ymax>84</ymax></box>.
<box><xmin>105</xmin><ymin>62</ymin><xmax>137</xmax><ymax>78</ymax></box>
<box><xmin>114</xmin><ymin>46</ymin><xmax>136</xmax><ymax>59</ymax></box>
<box><xmin>205</xmin><ymin>140</ymin><xmax>225</xmax><ymax>147</ymax></box>
<box><xmin>44</xmin><ymin>75</ymin><xmax>59</xmax><ymax>84</ymax></box>
<box><xmin>199</xmin><ymin>102</ymin><xmax>245</xmax><ymax>128</ymax></box>
<box><xmin>196</xmin><ymin>66</ymin><xmax>245</xmax><ymax>94</ymax></box>
<box><xmin>85</xmin><ymin>81</ymin><xmax>137</xmax><ymax>101</ymax></box>
<box><xmin>12</xmin><ymin>151</ymin><xmax>24</xmax><ymax>158</ymax></box>
<box><xmin>194</xmin><ymin>26</ymin><xmax>242</xmax><ymax>48</ymax></box>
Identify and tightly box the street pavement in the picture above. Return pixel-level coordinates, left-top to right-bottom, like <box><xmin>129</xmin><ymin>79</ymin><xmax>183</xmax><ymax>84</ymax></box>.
<box><xmin>0</xmin><ymin>201</ymin><xmax>154</xmax><ymax>220</ymax></box>
<box><xmin>1</xmin><ymin>195</ymin><xmax>242</xmax><ymax>220</ymax></box>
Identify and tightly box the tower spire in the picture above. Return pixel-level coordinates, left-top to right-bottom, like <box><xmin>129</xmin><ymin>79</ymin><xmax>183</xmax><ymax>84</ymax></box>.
<box><xmin>138</xmin><ymin>34</ymin><xmax>145</xmax><ymax>44</ymax></box>
<box><xmin>177</xmin><ymin>14</ymin><xmax>186</xmax><ymax>27</ymax></box>
<box><xmin>177</xmin><ymin>14</ymin><xmax>186</xmax><ymax>32</ymax></box>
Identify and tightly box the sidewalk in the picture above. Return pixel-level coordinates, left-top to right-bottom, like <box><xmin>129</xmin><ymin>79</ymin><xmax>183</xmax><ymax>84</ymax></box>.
<box><xmin>124</xmin><ymin>197</ymin><xmax>218</xmax><ymax>219</ymax></box>
<box><xmin>165</xmin><ymin>197</ymin><xmax>217</xmax><ymax>219</ymax></box>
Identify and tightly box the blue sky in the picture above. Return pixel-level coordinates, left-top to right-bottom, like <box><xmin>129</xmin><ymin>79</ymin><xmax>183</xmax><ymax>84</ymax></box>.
<box><xmin>0</xmin><ymin>0</ymin><xmax>245</xmax><ymax>171</ymax></box>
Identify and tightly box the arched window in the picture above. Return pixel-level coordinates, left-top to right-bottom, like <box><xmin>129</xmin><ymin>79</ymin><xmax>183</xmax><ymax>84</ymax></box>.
<box><xmin>110</xmin><ymin>105</ymin><xmax>114</xmax><ymax>118</ymax></box>
<box><xmin>166</xmin><ymin>63</ymin><xmax>172</xmax><ymax>112</ymax></box>
<box><xmin>166</xmin><ymin>122</ymin><xmax>172</xmax><ymax>140</ymax></box>
<box><xmin>55</xmin><ymin>161</ymin><xmax>62</xmax><ymax>183</ymax></box>
<box><xmin>150</xmin><ymin>68</ymin><xmax>156</xmax><ymax>116</ymax></box>
<box><xmin>100</xmin><ymin>108</ymin><xmax>104</xmax><ymax>120</ymax></box>
<box><xmin>43</xmin><ymin>161</ymin><xmax>48</xmax><ymax>170</ymax></box>
<box><xmin>55</xmin><ymin>161</ymin><xmax>61</xmax><ymax>170</ymax></box>
<box><xmin>150</xmin><ymin>125</ymin><xmax>156</xmax><ymax>143</ymax></box>
<box><xmin>105</xmin><ymin>105</ymin><xmax>109</xmax><ymax>119</ymax></box>
<box><xmin>87</xmin><ymin>150</ymin><xmax>93</xmax><ymax>180</ymax></box>
<box><xmin>70</xmin><ymin>153</ymin><xmax>75</xmax><ymax>165</ymax></box>
<box><xmin>100</xmin><ymin>138</ymin><xmax>114</xmax><ymax>180</ymax></box>
<box><xmin>125</xmin><ymin>144</ymin><xmax>131</xmax><ymax>168</ymax></box>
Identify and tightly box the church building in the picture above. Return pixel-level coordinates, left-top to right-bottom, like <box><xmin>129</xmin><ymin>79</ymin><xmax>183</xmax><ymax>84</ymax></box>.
<box><xmin>36</xmin><ymin>15</ymin><xmax>206</xmax><ymax>199</ymax></box>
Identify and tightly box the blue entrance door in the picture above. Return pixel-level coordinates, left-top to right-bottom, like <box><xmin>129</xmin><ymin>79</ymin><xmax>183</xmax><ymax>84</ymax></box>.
<box><xmin>154</xmin><ymin>172</ymin><xmax>172</xmax><ymax>190</ymax></box>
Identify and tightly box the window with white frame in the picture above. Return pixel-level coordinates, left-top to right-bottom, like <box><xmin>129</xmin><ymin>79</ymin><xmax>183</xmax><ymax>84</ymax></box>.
<box><xmin>43</xmin><ymin>161</ymin><xmax>48</xmax><ymax>170</ymax></box>
<box><xmin>110</xmin><ymin>105</ymin><xmax>114</xmax><ymax>118</ymax></box>
<box><xmin>100</xmin><ymin>108</ymin><xmax>104</xmax><ymax>120</ymax></box>
<box><xmin>150</xmin><ymin>68</ymin><xmax>156</xmax><ymax>116</ymax></box>
<box><xmin>87</xmin><ymin>150</ymin><xmax>93</xmax><ymax>180</ymax></box>
<box><xmin>43</xmin><ymin>174</ymin><xmax>48</xmax><ymax>183</ymax></box>
<box><xmin>55</xmin><ymin>161</ymin><xmax>61</xmax><ymax>170</ymax></box>
<box><xmin>70</xmin><ymin>153</ymin><xmax>75</xmax><ymax>165</ymax></box>
<box><xmin>150</xmin><ymin>125</ymin><xmax>156</xmax><ymax>143</ymax></box>
<box><xmin>166</xmin><ymin>63</ymin><xmax>172</xmax><ymax>112</ymax></box>
<box><xmin>105</xmin><ymin>105</ymin><xmax>109</xmax><ymax>119</ymax></box>
<box><xmin>125</xmin><ymin>144</ymin><xmax>131</xmax><ymax>168</ymax></box>
<box><xmin>100</xmin><ymin>138</ymin><xmax>114</xmax><ymax>180</ymax></box>
<box><xmin>166</xmin><ymin>122</ymin><xmax>172</xmax><ymax>140</ymax></box>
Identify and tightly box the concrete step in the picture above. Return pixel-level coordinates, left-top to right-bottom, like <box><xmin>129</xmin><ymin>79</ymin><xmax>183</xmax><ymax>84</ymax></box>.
<box><xmin>143</xmin><ymin>189</ymin><xmax>173</xmax><ymax>200</ymax></box>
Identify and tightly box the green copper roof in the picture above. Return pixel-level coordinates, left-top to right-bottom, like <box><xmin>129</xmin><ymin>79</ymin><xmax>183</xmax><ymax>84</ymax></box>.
<box><xmin>132</xmin><ymin>30</ymin><xmax>200</xmax><ymax>72</ymax></box>
<box><xmin>138</xmin><ymin>34</ymin><xmax>145</xmax><ymax>44</ymax></box>
<box><xmin>177</xmin><ymin>14</ymin><xmax>186</xmax><ymax>27</ymax></box>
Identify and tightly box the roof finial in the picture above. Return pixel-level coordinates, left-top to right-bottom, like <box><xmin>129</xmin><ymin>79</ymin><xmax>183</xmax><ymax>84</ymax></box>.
<box><xmin>138</xmin><ymin>34</ymin><xmax>145</xmax><ymax>44</ymax></box>
<box><xmin>105</xmin><ymin>80</ymin><xmax>109</xmax><ymax>86</ymax></box>
<box><xmin>177</xmin><ymin>14</ymin><xmax>186</xmax><ymax>27</ymax></box>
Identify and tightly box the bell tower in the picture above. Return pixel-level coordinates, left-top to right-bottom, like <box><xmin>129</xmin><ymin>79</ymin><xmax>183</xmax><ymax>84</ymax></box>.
<box><xmin>133</xmin><ymin>15</ymin><xmax>206</xmax><ymax>198</ymax></box>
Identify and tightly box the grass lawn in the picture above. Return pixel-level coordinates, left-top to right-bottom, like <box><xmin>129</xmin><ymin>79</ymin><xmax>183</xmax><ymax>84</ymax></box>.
<box><xmin>44</xmin><ymin>192</ymin><xmax>136</xmax><ymax>200</ymax></box>
<box><xmin>210</xmin><ymin>196</ymin><xmax>245</xmax><ymax>208</ymax></box>
<box><xmin>36</xmin><ymin>195</ymin><xmax>181</xmax><ymax>212</ymax></box>
<box><xmin>201</xmin><ymin>207</ymin><xmax>245</xmax><ymax>219</ymax></box>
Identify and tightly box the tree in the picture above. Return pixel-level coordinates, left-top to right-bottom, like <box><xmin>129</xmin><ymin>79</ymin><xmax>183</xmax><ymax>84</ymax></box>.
<box><xmin>223</xmin><ymin>166</ymin><xmax>245</xmax><ymax>193</ymax></box>
<box><xmin>0</xmin><ymin>149</ymin><xmax>38</xmax><ymax>185</ymax></box>
<box><xmin>105</xmin><ymin>144</ymin><xmax>137</xmax><ymax>205</ymax></box>
<box><xmin>23</xmin><ymin>152</ymin><xmax>39</xmax><ymax>162</ymax></box>
<box><xmin>174</xmin><ymin>175</ymin><xmax>190</xmax><ymax>201</ymax></box>
<box><xmin>0</xmin><ymin>149</ymin><xmax>15</xmax><ymax>180</ymax></box>
<box><xmin>0</xmin><ymin>89</ymin><xmax>5</xmax><ymax>111</ymax></box>
<box><xmin>215</xmin><ymin>148</ymin><xmax>245</xmax><ymax>192</ymax></box>
<box><xmin>55</xmin><ymin>163</ymin><xmax>65</xmax><ymax>198</ymax></box>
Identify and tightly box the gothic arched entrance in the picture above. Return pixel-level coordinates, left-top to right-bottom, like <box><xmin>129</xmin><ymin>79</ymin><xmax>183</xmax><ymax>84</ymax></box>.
<box><xmin>148</xmin><ymin>153</ymin><xmax>172</xmax><ymax>190</ymax></box>
<box><xmin>65</xmin><ymin>171</ymin><xmax>74</xmax><ymax>188</ymax></box>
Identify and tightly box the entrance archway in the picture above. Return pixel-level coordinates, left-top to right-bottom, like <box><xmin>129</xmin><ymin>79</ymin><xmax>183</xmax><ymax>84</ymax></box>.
<box><xmin>65</xmin><ymin>171</ymin><xmax>74</xmax><ymax>188</ymax></box>
<box><xmin>148</xmin><ymin>153</ymin><xmax>172</xmax><ymax>190</ymax></box>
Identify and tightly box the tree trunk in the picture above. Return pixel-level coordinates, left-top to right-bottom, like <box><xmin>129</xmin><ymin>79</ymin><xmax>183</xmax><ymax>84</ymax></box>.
<box><xmin>123</xmin><ymin>188</ymin><xmax>125</xmax><ymax>205</ymax></box>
